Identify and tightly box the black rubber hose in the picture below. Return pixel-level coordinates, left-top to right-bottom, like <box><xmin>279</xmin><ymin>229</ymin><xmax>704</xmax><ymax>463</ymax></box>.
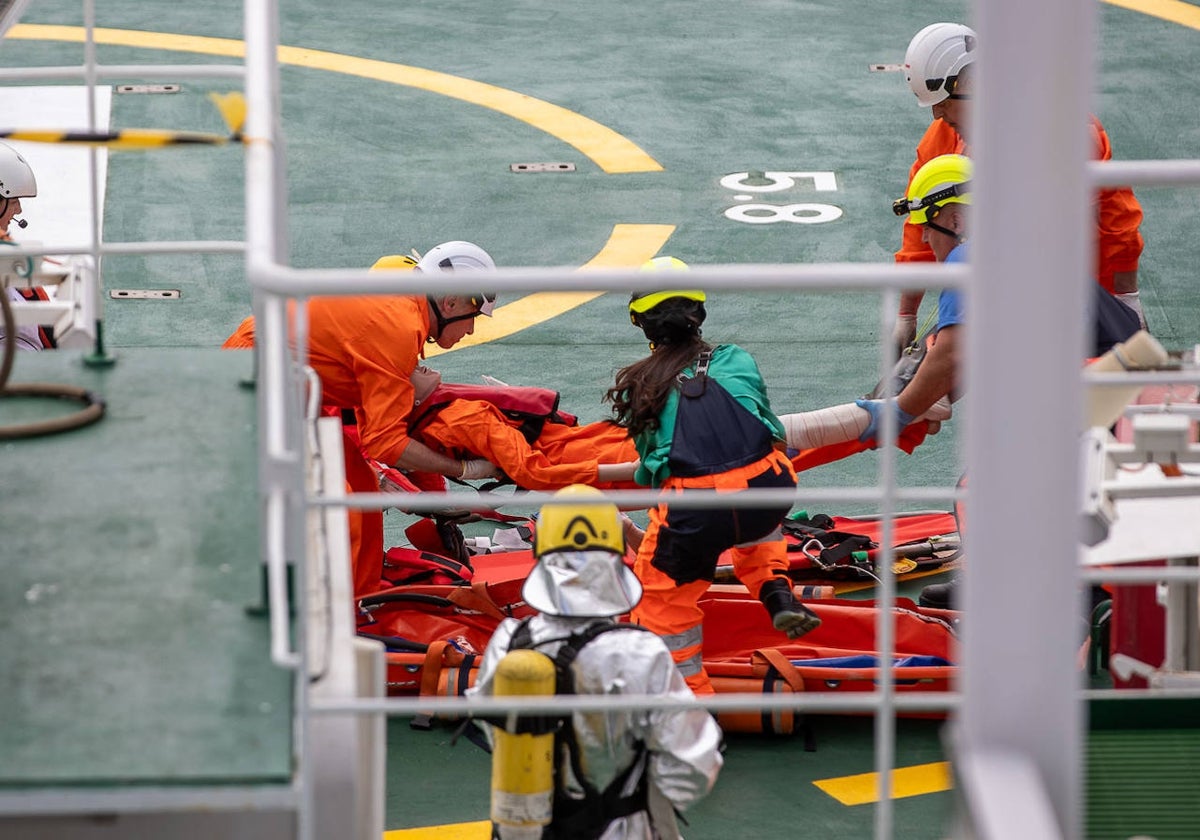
<box><xmin>0</xmin><ymin>288</ymin><xmax>107</xmax><ymax>439</ymax></box>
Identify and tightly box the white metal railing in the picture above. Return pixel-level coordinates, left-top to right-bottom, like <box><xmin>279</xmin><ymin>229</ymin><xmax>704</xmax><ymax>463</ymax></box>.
<box><xmin>0</xmin><ymin>64</ymin><xmax>245</xmax><ymax>81</ymax></box>
<box><xmin>233</xmin><ymin>2</ymin><xmax>1200</xmax><ymax>840</ymax></box>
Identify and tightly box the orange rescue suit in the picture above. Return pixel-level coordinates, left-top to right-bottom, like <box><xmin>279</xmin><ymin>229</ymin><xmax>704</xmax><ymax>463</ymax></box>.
<box><xmin>222</xmin><ymin>295</ymin><xmax>433</xmax><ymax>597</ymax></box>
<box><xmin>413</xmin><ymin>403</ymin><xmax>638</xmax><ymax>490</ymax></box>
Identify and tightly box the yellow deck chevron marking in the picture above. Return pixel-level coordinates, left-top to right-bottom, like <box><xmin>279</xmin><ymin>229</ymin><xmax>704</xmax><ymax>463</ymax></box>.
<box><xmin>7</xmin><ymin>25</ymin><xmax>662</xmax><ymax>174</ymax></box>
<box><xmin>1102</xmin><ymin>0</ymin><xmax>1200</xmax><ymax>29</ymax></box>
<box><xmin>383</xmin><ymin>821</ymin><xmax>490</xmax><ymax>839</ymax></box>
<box><xmin>814</xmin><ymin>761</ymin><xmax>953</xmax><ymax>806</ymax></box>
<box><xmin>426</xmin><ymin>223</ymin><xmax>675</xmax><ymax>356</ymax></box>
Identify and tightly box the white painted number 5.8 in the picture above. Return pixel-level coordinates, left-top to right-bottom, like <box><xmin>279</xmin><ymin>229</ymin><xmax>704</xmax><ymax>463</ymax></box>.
<box><xmin>718</xmin><ymin>171</ymin><xmax>838</xmax><ymax>193</ymax></box>
<box><xmin>721</xmin><ymin>170</ymin><xmax>842</xmax><ymax>224</ymax></box>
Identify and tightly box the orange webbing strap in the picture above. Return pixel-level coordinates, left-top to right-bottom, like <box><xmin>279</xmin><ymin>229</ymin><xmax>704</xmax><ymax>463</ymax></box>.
<box><xmin>751</xmin><ymin>648</ymin><xmax>808</xmax><ymax>693</ymax></box>
<box><xmin>412</xmin><ymin>640</ymin><xmax>466</xmax><ymax>730</ymax></box>
<box><xmin>749</xmin><ymin>648</ymin><xmax>816</xmax><ymax>749</ymax></box>
<box><xmin>445</xmin><ymin>580</ymin><xmax>510</xmax><ymax>621</ymax></box>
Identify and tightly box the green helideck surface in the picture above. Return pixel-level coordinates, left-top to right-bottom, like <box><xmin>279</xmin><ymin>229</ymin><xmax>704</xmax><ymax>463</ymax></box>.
<box><xmin>0</xmin><ymin>0</ymin><xmax>1198</xmax><ymax>834</ymax></box>
<box><xmin>0</xmin><ymin>348</ymin><xmax>292</xmax><ymax>786</ymax></box>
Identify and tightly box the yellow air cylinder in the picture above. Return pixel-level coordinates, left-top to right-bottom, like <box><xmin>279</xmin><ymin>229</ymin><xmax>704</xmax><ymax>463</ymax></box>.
<box><xmin>490</xmin><ymin>648</ymin><xmax>557</xmax><ymax>839</ymax></box>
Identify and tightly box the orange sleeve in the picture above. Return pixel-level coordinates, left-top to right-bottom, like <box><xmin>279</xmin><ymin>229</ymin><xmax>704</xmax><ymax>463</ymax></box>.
<box><xmin>307</xmin><ymin>295</ymin><xmax>429</xmax><ymax>466</ymax></box>
<box><xmin>222</xmin><ymin>315</ymin><xmax>256</xmax><ymax>348</ymax></box>
<box><xmin>790</xmin><ymin>422</ymin><xmax>931</xmax><ymax>473</ymax></box>
<box><xmin>895</xmin><ymin>120</ymin><xmax>966</xmax><ymax>265</ymax></box>
<box><xmin>1089</xmin><ymin>116</ymin><xmax>1144</xmax><ymax>291</ymax></box>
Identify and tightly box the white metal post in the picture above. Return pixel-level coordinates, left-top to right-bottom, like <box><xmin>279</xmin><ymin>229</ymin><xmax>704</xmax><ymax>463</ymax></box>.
<box><xmin>960</xmin><ymin>0</ymin><xmax>1094</xmax><ymax>837</ymax></box>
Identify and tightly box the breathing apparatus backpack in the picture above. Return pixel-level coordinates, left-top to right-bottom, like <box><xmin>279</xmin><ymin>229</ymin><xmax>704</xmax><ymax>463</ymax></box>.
<box><xmin>500</xmin><ymin>618</ymin><xmax>654</xmax><ymax>840</ymax></box>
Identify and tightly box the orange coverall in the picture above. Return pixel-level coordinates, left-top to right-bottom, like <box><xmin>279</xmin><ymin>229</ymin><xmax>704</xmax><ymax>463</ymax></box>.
<box><xmin>412</xmin><ymin>404</ymin><xmax>638</xmax><ymax>490</ymax></box>
<box><xmin>896</xmin><ymin>116</ymin><xmax>1143</xmax><ymax>292</ymax></box>
<box><xmin>223</xmin><ymin>295</ymin><xmax>433</xmax><ymax>597</ymax></box>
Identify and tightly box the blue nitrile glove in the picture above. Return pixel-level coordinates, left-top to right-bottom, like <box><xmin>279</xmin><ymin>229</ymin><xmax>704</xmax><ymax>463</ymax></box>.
<box><xmin>855</xmin><ymin>398</ymin><xmax>915</xmax><ymax>443</ymax></box>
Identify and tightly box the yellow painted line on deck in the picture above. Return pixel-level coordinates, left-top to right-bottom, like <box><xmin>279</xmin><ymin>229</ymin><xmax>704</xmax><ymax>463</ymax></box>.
<box><xmin>383</xmin><ymin>820</ymin><xmax>490</xmax><ymax>840</ymax></box>
<box><xmin>1102</xmin><ymin>0</ymin><xmax>1200</xmax><ymax>30</ymax></box>
<box><xmin>426</xmin><ymin>223</ymin><xmax>675</xmax><ymax>356</ymax></box>
<box><xmin>814</xmin><ymin>761</ymin><xmax>953</xmax><ymax>806</ymax></box>
<box><xmin>7</xmin><ymin>25</ymin><xmax>663</xmax><ymax>174</ymax></box>
<box><xmin>8</xmin><ymin>25</ymin><xmax>673</xmax><ymax>346</ymax></box>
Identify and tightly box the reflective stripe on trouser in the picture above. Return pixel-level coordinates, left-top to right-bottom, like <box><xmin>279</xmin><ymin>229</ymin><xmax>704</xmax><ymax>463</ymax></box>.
<box><xmin>631</xmin><ymin>449</ymin><xmax>796</xmax><ymax>694</ymax></box>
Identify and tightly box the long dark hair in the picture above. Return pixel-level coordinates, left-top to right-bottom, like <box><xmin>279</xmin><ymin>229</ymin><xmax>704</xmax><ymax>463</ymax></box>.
<box><xmin>606</xmin><ymin>334</ymin><xmax>710</xmax><ymax>437</ymax></box>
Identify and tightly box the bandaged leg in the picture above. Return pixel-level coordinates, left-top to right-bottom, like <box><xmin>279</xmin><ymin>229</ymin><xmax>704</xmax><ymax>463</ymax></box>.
<box><xmin>780</xmin><ymin>397</ymin><xmax>953</xmax><ymax>450</ymax></box>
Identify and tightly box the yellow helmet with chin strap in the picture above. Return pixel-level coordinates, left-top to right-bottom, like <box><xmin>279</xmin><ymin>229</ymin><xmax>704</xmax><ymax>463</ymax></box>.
<box><xmin>892</xmin><ymin>153</ymin><xmax>972</xmax><ymax>225</ymax></box>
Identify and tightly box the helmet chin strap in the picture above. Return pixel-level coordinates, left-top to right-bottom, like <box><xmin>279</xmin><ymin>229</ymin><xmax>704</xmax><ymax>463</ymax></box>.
<box><xmin>425</xmin><ymin>295</ymin><xmax>480</xmax><ymax>342</ymax></box>
<box><xmin>425</xmin><ymin>295</ymin><xmax>448</xmax><ymax>343</ymax></box>
<box><xmin>926</xmin><ymin>219</ymin><xmax>966</xmax><ymax>244</ymax></box>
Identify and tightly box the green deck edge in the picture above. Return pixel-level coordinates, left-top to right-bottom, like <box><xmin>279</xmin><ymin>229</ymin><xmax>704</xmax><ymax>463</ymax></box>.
<box><xmin>0</xmin><ymin>348</ymin><xmax>293</xmax><ymax>786</ymax></box>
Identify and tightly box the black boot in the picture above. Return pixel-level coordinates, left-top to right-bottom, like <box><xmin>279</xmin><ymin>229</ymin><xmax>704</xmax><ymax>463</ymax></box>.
<box><xmin>759</xmin><ymin>578</ymin><xmax>821</xmax><ymax>639</ymax></box>
<box><xmin>918</xmin><ymin>577</ymin><xmax>959</xmax><ymax>610</ymax></box>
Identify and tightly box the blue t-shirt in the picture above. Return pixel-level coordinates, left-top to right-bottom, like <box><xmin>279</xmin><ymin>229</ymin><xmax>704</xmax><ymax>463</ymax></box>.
<box><xmin>935</xmin><ymin>242</ymin><xmax>968</xmax><ymax>332</ymax></box>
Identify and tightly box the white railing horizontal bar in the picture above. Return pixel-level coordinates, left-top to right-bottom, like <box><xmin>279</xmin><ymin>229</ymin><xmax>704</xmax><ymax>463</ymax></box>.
<box><xmin>308</xmin><ymin>485</ymin><xmax>965</xmax><ymax>513</ymax></box>
<box><xmin>1105</xmin><ymin>477</ymin><xmax>1200</xmax><ymax>500</ymax></box>
<box><xmin>0</xmin><ymin>784</ymin><xmax>299</xmax><ymax>817</ymax></box>
<box><xmin>100</xmin><ymin>240</ymin><xmax>246</xmax><ymax>256</ymax></box>
<box><xmin>0</xmin><ymin>240</ymin><xmax>245</xmax><ymax>257</ymax></box>
<box><xmin>1090</xmin><ymin>158</ymin><xmax>1200</xmax><ymax>188</ymax></box>
<box><xmin>0</xmin><ymin>63</ymin><xmax>245</xmax><ymax>82</ymax></box>
<box><xmin>246</xmin><ymin>260</ymin><xmax>970</xmax><ymax>297</ymax></box>
<box><xmin>1084</xmin><ymin>369</ymin><xmax>1200</xmax><ymax>386</ymax></box>
<box><xmin>317</xmin><ymin>688</ymin><xmax>1200</xmax><ymax>716</ymax></box>
<box><xmin>1083</xmin><ymin>686</ymin><xmax>1200</xmax><ymax>701</ymax></box>
<box><xmin>310</xmin><ymin>690</ymin><xmax>960</xmax><ymax>717</ymax></box>
<box><xmin>1080</xmin><ymin>565</ymin><xmax>1200</xmax><ymax>584</ymax></box>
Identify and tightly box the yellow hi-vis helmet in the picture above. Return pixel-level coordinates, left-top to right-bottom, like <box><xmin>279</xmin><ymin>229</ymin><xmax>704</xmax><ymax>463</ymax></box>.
<box><xmin>370</xmin><ymin>254</ymin><xmax>419</xmax><ymax>271</ymax></box>
<box><xmin>524</xmin><ymin>485</ymin><xmax>642</xmax><ymax>618</ymax></box>
<box><xmin>628</xmin><ymin>256</ymin><xmax>705</xmax><ymax>317</ymax></box>
<box><xmin>892</xmin><ymin>153</ymin><xmax>973</xmax><ymax>225</ymax></box>
<box><xmin>534</xmin><ymin>485</ymin><xmax>625</xmax><ymax>557</ymax></box>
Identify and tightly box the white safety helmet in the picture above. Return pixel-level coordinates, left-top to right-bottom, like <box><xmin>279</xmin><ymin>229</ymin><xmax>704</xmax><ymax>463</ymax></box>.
<box><xmin>416</xmin><ymin>240</ymin><xmax>496</xmax><ymax>274</ymax></box>
<box><xmin>0</xmin><ymin>141</ymin><xmax>37</xmax><ymax>199</ymax></box>
<box><xmin>904</xmin><ymin>22</ymin><xmax>977</xmax><ymax>108</ymax></box>
<box><xmin>416</xmin><ymin>240</ymin><xmax>497</xmax><ymax>317</ymax></box>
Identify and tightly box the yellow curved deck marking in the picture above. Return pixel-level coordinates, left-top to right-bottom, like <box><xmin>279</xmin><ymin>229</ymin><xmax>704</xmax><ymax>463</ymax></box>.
<box><xmin>425</xmin><ymin>223</ymin><xmax>675</xmax><ymax>357</ymax></box>
<box><xmin>7</xmin><ymin>25</ymin><xmax>662</xmax><ymax>174</ymax></box>
<box><xmin>383</xmin><ymin>821</ymin><xmax>490</xmax><ymax>839</ymax></box>
<box><xmin>1102</xmin><ymin>0</ymin><xmax>1200</xmax><ymax>29</ymax></box>
<box><xmin>814</xmin><ymin>761</ymin><xmax>952</xmax><ymax>806</ymax></box>
<box><xmin>7</xmin><ymin>24</ymin><xmax>672</xmax><ymax>346</ymax></box>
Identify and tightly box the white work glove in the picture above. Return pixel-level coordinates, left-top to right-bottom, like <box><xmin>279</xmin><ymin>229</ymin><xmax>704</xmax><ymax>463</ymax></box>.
<box><xmin>891</xmin><ymin>313</ymin><xmax>918</xmax><ymax>359</ymax></box>
<box><xmin>1115</xmin><ymin>291</ymin><xmax>1148</xmax><ymax>329</ymax></box>
<box><xmin>458</xmin><ymin>459</ymin><xmax>500</xmax><ymax>481</ymax></box>
<box><xmin>854</xmin><ymin>398</ymin><xmax>915</xmax><ymax>443</ymax></box>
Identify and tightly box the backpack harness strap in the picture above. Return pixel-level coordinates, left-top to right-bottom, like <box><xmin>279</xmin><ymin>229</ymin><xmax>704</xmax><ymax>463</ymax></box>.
<box><xmin>507</xmin><ymin>618</ymin><xmax>654</xmax><ymax>840</ymax></box>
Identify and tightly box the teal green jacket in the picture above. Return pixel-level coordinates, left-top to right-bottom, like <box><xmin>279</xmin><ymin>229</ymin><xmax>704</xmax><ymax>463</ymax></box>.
<box><xmin>632</xmin><ymin>343</ymin><xmax>785</xmax><ymax>488</ymax></box>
